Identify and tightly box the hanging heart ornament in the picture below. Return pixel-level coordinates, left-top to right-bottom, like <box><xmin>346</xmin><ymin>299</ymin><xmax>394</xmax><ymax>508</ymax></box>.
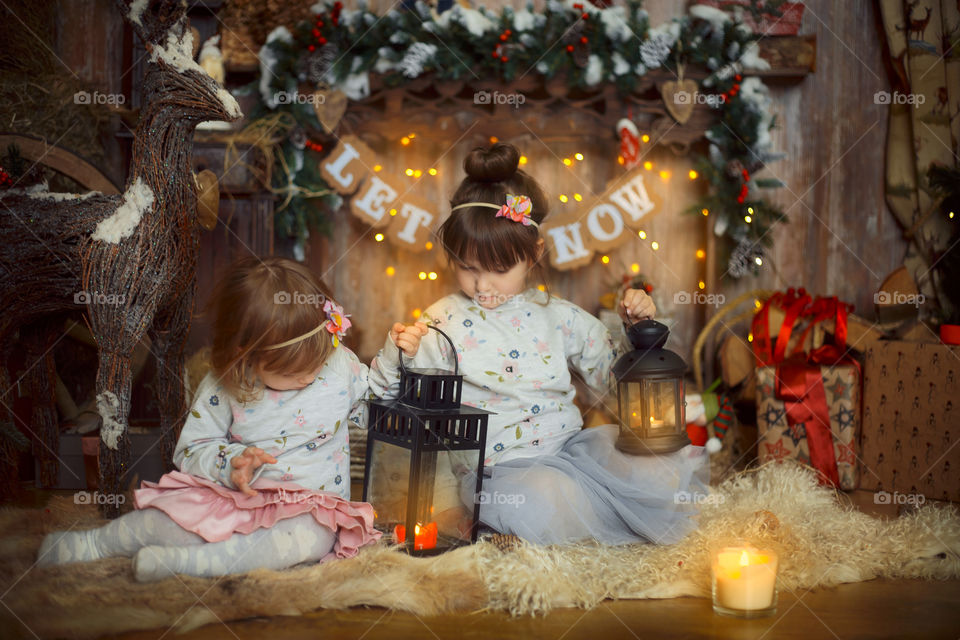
<box><xmin>660</xmin><ymin>78</ymin><xmax>698</xmax><ymax>125</ymax></box>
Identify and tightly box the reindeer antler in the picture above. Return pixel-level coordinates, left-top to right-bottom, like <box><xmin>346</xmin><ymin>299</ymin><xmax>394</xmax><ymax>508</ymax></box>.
<box><xmin>116</xmin><ymin>0</ymin><xmax>187</xmax><ymax>47</ymax></box>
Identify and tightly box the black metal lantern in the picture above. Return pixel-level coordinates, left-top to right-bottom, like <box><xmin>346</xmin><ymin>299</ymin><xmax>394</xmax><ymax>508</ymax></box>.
<box><xmin>613</xmin><ymin>319</ymin><xmax>689</xmax><ymax>455</ymax></box>
<box><xmin>363</xmin><ymin>326</ymin><xmax>491</xmax><ymax>555</ymax></box>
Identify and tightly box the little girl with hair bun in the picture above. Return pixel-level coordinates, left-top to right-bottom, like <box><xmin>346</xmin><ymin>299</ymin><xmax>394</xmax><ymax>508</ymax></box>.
<box><xmin>371</xmin><ymin>143</ymin><xmax>708</xmax><ymax>546</ymax></box>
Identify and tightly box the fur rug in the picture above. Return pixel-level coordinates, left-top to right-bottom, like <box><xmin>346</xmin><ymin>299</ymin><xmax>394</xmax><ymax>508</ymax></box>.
<box><xmin>1</xmin><ymin>463</ymin><xmax>958</xmax><ymax>638</ymax></box>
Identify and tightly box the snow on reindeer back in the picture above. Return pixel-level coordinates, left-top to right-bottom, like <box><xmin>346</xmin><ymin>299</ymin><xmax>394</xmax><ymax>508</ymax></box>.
<box><xmin>148</xmin><ymin>24</ymin><xmax>242</xmax><ymax>120</ymax></box>
<box><xmin>91</xmin><ymin>176</ymin><xmax>155</xmax><ymax>244</ymax></box>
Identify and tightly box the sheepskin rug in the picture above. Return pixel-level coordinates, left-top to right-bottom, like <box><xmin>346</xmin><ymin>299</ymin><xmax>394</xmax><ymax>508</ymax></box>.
<box><xmin>1</xmin><ymin>463</ymin><xmax>958</xmax><ymax>638</ymax></box>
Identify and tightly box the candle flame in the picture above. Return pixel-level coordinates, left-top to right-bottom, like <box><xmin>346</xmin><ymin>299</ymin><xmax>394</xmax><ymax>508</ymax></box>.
<box><xmin>739</xmin><ymin>550</ymin><xmax>750</xmax><ymax>566</ymax></box>
<box><xmin>415</xmin><ymin>523</ymin><xmax>421</xmax><ymax>535</ymax></box>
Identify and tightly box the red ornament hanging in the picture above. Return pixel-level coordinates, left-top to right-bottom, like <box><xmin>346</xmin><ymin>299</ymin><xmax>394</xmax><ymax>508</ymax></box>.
<box><xmin>616</xmin><ymin>118</ymin><xmax>641</xmax><ymax>170</ymax></box>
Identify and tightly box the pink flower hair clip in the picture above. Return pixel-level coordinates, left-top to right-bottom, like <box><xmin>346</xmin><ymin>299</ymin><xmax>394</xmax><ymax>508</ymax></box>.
<box><xmin>323</xmin><ymin>299</ymin><xmax>351</xmax><ymax>347</ymax></box>
<box><xmin>450</xmin><ymin>194</ymin><xmax>539</xmax><ymax>228</ymax></box>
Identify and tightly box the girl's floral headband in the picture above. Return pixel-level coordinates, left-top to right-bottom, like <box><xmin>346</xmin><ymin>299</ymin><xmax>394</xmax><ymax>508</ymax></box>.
<box><xmin>451</xmin><ymin>194</ymin><xmax>538</xmax><ymax>228</ymax></box>
<box><xmin>263</xmin><ymin>298</ymin><xmax>352</xmax><ymax>350</ymax></box>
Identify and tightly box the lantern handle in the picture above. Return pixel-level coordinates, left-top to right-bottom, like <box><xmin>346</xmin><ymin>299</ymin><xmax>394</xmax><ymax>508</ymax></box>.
<box><xmin>397</xmin><ymin>324</ymin><xmax>459</xmax><ymax>376</ymax></box>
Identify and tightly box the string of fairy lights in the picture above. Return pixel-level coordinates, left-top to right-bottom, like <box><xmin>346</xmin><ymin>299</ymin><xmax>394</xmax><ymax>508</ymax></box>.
<box><xmin>381</xmin><ymin>135</ymin><xmax>712</xmax><ymax>318</ymax></box>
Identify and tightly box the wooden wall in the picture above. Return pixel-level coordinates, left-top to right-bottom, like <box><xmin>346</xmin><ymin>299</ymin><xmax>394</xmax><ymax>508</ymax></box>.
<box><xmin>310</xmin><ymin>0</ymin><xmax>906</xmax><ymax>372</ymax></box>
<box><xmin>50</xmin><ymin>0</ymin><xmax>906</xmax><ymax>377</ymax></box>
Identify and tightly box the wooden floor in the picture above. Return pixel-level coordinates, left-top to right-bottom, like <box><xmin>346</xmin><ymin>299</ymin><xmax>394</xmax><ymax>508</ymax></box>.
<box><xmin>110</xmin><ymin>578</ymin><xmax>960</xmax><ymax>640</ymax></box>
<box><xmin>9</xmin><ymin>488</ymin><xmax>959</xmax><ymax>639</ymax></box>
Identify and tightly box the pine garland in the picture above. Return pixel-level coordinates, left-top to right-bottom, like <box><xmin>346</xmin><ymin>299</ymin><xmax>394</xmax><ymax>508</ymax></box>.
<box><xmin>250</xmin><ymin>0</ymin><xmax>786</xmax><ymax>276</ymax></box>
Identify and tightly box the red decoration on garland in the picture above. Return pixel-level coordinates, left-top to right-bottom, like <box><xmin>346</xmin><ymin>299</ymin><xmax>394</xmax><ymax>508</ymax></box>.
<box><xmin>305</xmin><ymin>140</ymin><xmax>324</xmax><ymax>152</ymax></box>
<box><xmin>0</xmin><ymin>166</ymin><xmax>12</xmax><ymax>189</ymax></box>
<box><xmin>616</xmin><ymin>118</ymin><xmax>641</xmax><ymax>170</ymax></box>
<box><xmin>736</xmin><ymin>167</ymin><xmax>751</xmax><ymax>203</ymax></box>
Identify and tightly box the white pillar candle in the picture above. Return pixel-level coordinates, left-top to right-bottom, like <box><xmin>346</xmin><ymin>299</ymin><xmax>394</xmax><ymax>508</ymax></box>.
<box><xmin>712</xmin><ymin>546</ymin><xmax>779</xmax><ymax>613</ymax></box>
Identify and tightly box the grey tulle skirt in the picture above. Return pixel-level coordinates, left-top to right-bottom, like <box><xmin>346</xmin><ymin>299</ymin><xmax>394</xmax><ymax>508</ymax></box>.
<box><xmin>460</xmin><ymin>425</ymin><xmax>710</xmax><ymax>546</ymax></box>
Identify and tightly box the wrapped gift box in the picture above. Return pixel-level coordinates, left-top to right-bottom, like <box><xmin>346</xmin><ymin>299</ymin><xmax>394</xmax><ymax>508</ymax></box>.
<box><xmin>859</xmin><ymin>340</ymin><xmax>960</xmax><ymax>502</ymax></box>
<box><xmin>756</xmin><ymin>364</ymin><xmax>860</xmax><ymax>490</ymax></box>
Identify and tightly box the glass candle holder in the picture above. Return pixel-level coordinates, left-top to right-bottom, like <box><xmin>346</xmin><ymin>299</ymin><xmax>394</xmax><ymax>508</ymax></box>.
<box><xmin>711</xmin><ymin>545</ymin><xmax>779</xmax><ymax>618</ymax></box>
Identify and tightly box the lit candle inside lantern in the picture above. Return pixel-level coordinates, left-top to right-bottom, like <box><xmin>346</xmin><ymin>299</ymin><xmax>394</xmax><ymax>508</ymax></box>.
<box><xmin>712</xmin><ymin>546</ymin><xmax>779</xmax><ymax>617</ymax></box>
<box><xmin>393</xmin><ymin>522</ymin><xmax>438</xmax><ymax>550</ymax></box>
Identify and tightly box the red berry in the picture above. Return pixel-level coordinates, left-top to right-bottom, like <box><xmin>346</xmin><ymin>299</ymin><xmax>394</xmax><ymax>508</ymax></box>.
<box><xmin>566</xmin><ymin>44</ymin><xmax>575</xmax><ymax>52</ymax></box>
<box><xmin>735</xmin><ymin>74</ymin><xmax>742</xmax><ymax>81</ymax></box>
<box><xmin>501</xmin><ymin>56</ymin><xmax>508</xmax><ymax>62</ymax></box>
<box><xmin>492</xmin><ymin>51</ymin><xmax>499</xmax><ymax>58</ymax></box>
<box><xmin>500</xmin><ymin>34</ymin><xmax>508</xmax><ymax>41</ymax></box>
<box><xmin>308</xmin><ymin>45</ymin><xmax>315</xmax><ymax>51</ymax></box>
<box><xmin>319</xmin><ymin>37</ymin><xmax>327</xmax><ymax>44</ymax></box>
<box><xmin>582</xmin><ymin>13</ymin><xmax>589</xmax><ymax>19</ymax></box>
<box><xmin>733</xmin><ymin>83</ymin><xmax>740</xmax><ymax>90</ymax></box>
<box><xmin>506</xmin><ymin>29</ymin><xmax>512</xmax><ymax>36</ymax></box>
<box><xmin>580</xmin><ymin>36</ymin><xmax>588</xmax><ymax>44</ymax></box>
<box><xmin>317</xmin><ymin>20</ymin><xmax>324</xmax><ymax>27</ymax></box>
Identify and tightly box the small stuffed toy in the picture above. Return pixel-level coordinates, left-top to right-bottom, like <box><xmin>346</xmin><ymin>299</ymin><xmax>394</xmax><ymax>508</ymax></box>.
<box><xmin>685</xmin><ymin>378</ymin><xmax>734</xmax><ymax>454</ymax></box>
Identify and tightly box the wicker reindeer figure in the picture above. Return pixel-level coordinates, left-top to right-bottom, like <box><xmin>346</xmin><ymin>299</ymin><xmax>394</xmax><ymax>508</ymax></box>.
<box><xmin>0</xmin><ymin>0</ymin><xmax>241</xmax><ymax>514</ymax></box>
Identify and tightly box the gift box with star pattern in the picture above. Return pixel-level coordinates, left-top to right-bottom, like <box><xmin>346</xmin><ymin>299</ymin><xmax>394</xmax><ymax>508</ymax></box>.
<box><xmin>755</xmin><ymin>364</ymin><xmax>860</xmax><ymax>490</ymax></box>
<box><xmin>858</xmin><ymin>340</ymin><xmax>960</xmax><ymax>503</ymax></box>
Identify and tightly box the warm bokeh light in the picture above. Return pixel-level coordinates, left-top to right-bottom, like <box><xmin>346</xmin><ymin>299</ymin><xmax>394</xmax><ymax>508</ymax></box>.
<box><xmin>575</xmin><ymin>153</ymin><xmax>584</xmax><ymax>161</ymax></box>
<box><xmin>489</xmin><ymin>136</ymin><xmax>498</xmax><ymax>144</ymax></box>
<box><xmin>659</xmin><ymin>170</ymin><xmax>671</xmax><ymax>182</ymax></box>
<box><xmin>651</xmin><ymin>241</ymin><xmax>660</xmax><ymax>250</ymax></box>
<box><xmin>373</xmin><ymin>164</ymin><xmax>382</xmax><ymax>172</ymax></box>
<box><xmin>519</xmin><ymin>155</ymin><xmax>528</xmax><ymax>165</ymax></box>
<box><xmin>413</xmin><ymin>169</ymin><xmax>422</xmax><ymax>178</ymax></box>
<box><xmin>405</xmin><ymin>168</ymin><xmax>413</xmax><ymax>176</ymax></box>
<box><xmin>563</xmin><ymin>158</ymin><xmax>573</xmax><ymax>166</ymax></box>
<box><xmin>385</xmin><ymin>266</ymin><xmax>396</xmax><ymax>276</ymax></box>
<box><xmin>696</xmin><ymin>249</ymin><xmax>706</xmax><ymax>259</ymax></box>
<box><xmin>618</xmin><ymin>155</ymin><xmax>625</xmax><ymax>165</ymax></box>
<box><xmin>644</xmin><ymin>161</ymin><xmax>653</xmax><ymax>171</ymax></box>
<box><xmin>413</xmin><ymin>308</ymin><xmax>422</xmax><ymax>318</ymax></box>
<box><xmin>401</xmin><ymin>137</ymin><xmax>410</xmax><ymax>145</ymax></box>
<box><xmin>701</xmin><ymin>208</ymin><xmax>709</xmax><ymax>216</ymax></box>
<box><xmin>641</xmin><ymin>134</ymin><xmax>650</xmax><ymax>143</ymax></box>
<box><xmin>638</xmin><ymin>230</ymin><xmax>647</xmax><ymax>239</ymax></box>
<box><xmin>573</xmin><ymin>193</ymin><xmax>582</xmax><ymax>201</ymax></box>
<box><xmin>428</xmin><ymin>272</ymin><xmax>438</xmax><ymax>280</ymax></box>
<box><xmin>755</xmin><ymin>256</ymin><xmax>763</xmax><ymax>266</ymax></box>
<box><xmin>374</xmin><ymin>233</ymin><xmax>384</xmax><ymax>242</ymax></box>
<box><xmin>601</xmin><ymin>255</ymin><xmax>610</xmax><ymax>264</ymax></box>
<box><xmin>425</xmin><ymin>241</ymin><xmax>433</xmax><ymax>250</ymax></box>
<box><xmin>418</xmin><ymin>272</ymin><xmax>427</xmax><ymax>280</ymax></box>
<box><xmin>631</xmin><ymin>263</ymin><xmax>640</xmax><ymax>273</ymax></box>
<box><xmin>745</xmin><ymin>215</ymin><xmax>752</xmax><ymax>223</ymax></box>
<box><xmin>389</xmin><ymin>208</ymin><xmax>398</xmax><ymax>216</ymax></box>
<box><xmin>688</xmin><ymin>170</ymin><xmax>698</xmax><ymax>180</ymax></box>
<box><xmin>698</xmin><ymin>280</ymin><xmax>706</xmax><ymax>290</ymax></box>
<box><xmin>428</xmin><ymin>168</ymin><xmax>438</xmax><ymax>176</ymax></box>
<box><xmin>559</xmin><ymin>194</ymin><xmax>568</xmax><ymax>203</ymax></box>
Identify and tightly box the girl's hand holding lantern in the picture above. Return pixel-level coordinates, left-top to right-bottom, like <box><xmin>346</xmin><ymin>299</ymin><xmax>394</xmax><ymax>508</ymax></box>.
<box><xmin>619</xmin><ymin>288</ymin><xmax>656</xmax><ymax>325</ymax></box>
<box><xmin>390</xmin><ymin>321</ymin><xmax>429</xmax><ymax>357</ymax></box>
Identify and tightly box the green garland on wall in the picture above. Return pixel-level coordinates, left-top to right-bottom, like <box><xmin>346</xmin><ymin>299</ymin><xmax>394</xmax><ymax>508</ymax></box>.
<box><xmin>249</xmin><ymin>0</ymin><xmax>786</xmax><ymax>277</ymax></box>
